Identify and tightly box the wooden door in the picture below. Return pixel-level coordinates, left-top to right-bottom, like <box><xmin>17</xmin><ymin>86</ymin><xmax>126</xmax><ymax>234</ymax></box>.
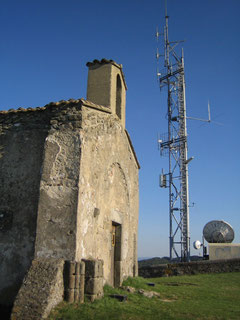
<box><xmin>111</xmin><ymin>224</ymin><xmax>116</xmax><ymax>286</ymax></box>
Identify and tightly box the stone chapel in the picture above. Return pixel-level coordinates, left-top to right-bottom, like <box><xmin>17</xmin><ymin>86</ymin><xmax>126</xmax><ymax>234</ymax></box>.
<box><xmin>0</xmin><ymin>59</ymin><xmax>139</xmax><ymax>316</ymax></box>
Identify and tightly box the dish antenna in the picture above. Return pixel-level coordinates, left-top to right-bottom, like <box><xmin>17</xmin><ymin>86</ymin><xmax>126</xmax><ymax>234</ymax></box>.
<box><xmin>193</xmin><ymin>239</ymin><xmax>208</xmax><ymax>259</ymax></box>
<box><xmin>193</xmin><ymin>240</ymin><xmax>202</xmax><ymax>250</ymax></box>
<box><xmin>203</xmin><ymin>220</ymin><xmax>235</xmax><ymax>243</ymax></box>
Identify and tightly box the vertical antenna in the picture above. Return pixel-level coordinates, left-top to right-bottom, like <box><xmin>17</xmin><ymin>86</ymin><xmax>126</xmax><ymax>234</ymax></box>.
<box><xmin>156</xmin><ymin>27</ymin><xmax>160</xmax><ymax>82</ymax></box>
<box><xmin>208</xmin><ymin>100</ymin><xmax>211</xmax><ymax>122</ymax></box>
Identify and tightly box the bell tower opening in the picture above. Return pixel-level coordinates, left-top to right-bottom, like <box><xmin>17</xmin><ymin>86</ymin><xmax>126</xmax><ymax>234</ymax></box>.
<box><xmin>86</xmin><ymin>59</ymin><xmax>127</xmax><ymax>128</ymax></box>
<box><xmin>116</xmin><ymin>74</ymin><xmax>122</xmax><ymax>119</ymax></box>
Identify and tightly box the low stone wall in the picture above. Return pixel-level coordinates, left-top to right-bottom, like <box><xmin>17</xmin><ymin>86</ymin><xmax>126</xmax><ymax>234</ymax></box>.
<box><xmin>11</xmin><ymin>258</ymin><xmax>104</xmax><ymax>320</ymax></box>
<box><xmin>138</xmin><ymin>258</ymin><xmax>240</xmax><ymax>278</ymax></box>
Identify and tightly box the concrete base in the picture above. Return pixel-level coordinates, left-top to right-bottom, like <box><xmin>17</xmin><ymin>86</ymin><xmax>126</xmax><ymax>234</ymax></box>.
<box><xmin>209</xmin><ymin>243</ymin><xmax>240</xmax><ymax>260</ymax></box>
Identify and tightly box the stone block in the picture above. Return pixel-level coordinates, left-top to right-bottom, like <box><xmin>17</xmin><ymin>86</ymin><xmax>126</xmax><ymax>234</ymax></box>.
<box><xmin>64</xmin><ymin>261</ymin><xmax>76</xmax><ymax>276</ymax></box>
<box><xmin>80</xmin><ymin>261</ymin><xmax>85</xmax><ymax>275</ymax></box>
<box><xmin>75</xmin><ymin>275</ymin><xmax>80</xmax><ymax>289</ymax></box>
<box><xmin>85</xmin><ymin>293</ymin><xmax>103</xmax><ymax>302</ymax></box>
<box><xmin>74</xmin><ymin>289</ymin><xmax>79</xmax><ymax>302</ymax></box>
<box><xmin>79</xmin><ymin>273</ymin><xmax>85</xmax><ymax>304</ymax></box>
<box><xmin>79</xmin><ymin>290</ymin><xmax>84</xmax><ymax>304</ymax></box>
<box><xmin>65</xmin><ymin>289</ymin><xmax>74</xmax><ymax>303</ymax></box>
<box><xmin>83</xmin><ymin>259</ymin><xmax>103</xmax><ymax>278</ymax></box>
<box><xmin>85</xmin><ymin>277</ymin><xmax>103</xmax><ymax>295</ymax></box>
<box><xmin>75</xmin><ymin>262</ymin><xmax>81</xmax><ymax>275</ymax></box>
<box><xmin>64</xmin><ymin>273</ymin><xmax>76</xmax><ymax>290</ymax></box>
<box><xmin>11</xmin><ymin>258</ymin><xmax>64</xmax><ymax>320</ymax></box>
<box><xmin>75</xmin><ymin>261</ymin><xmax>85</xmax><ymax>275</ymax></box>
<box><xmin>68</xmin><ymin>275</ymin><xmax>76</xmax><ymax>289</ymax></box>
<box><xmin>64</xmin><ymin>261</ymin><xmax>76</xmax><ymax>290</ymax></box>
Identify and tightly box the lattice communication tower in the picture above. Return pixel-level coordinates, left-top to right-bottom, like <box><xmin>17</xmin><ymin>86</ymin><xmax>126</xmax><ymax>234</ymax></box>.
<box><xmin>157</xmin><ymin>8</ymin><xmax>191</xmax><ymax>261</ymax></box>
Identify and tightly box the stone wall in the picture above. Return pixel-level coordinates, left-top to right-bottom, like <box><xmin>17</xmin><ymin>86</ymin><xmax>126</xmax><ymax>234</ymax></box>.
<box><xmin>0</xmin><ymin>109</ymin><xmax>51</xmax><ymax>305</ymax></box>
<box><xmin>138</xmin><ymin>258</ymin><xmax>240</xmax><ymax>278</ymax></box>
<box><xmin>34</xmin><ymin>103</ymin><xmax>82</xmax><ymax>260</ymax></box>
<box><xmin>0</xmin><ymin>101</ymin><xmax>84</xmax><ymax>305</ymax></box>
<box><xmin>76</xmin><ymin>105</ymin><xmax>139</xmax><ymax>285</ymax></box>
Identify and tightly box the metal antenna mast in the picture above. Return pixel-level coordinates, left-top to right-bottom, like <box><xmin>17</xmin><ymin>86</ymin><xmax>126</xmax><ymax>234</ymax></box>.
<box><xmin>157</xmin><ymin>4</ymin><xmax>191</xmax><ymax>261</ymax></box>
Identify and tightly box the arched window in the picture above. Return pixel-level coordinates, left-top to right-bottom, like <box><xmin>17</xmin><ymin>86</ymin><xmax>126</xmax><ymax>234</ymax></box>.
<box><xmin>116</xmin><ymin>74</ymin><xmax>122</xmax><ymax>119</ymax></box>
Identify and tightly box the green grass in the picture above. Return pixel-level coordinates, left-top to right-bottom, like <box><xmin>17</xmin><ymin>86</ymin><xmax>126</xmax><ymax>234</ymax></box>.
<box><xmin>48</xmin><ymin>272</ymin><xmax>240</xmax><ymax>320</ymax></box>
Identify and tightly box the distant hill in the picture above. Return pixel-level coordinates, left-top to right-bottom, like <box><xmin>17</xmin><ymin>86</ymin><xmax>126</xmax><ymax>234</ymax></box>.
<box><xmin>138</xmin><ymin>257</ymin><xmax>170</xmax><ymax>267</ymax></box>
<box><xmin>138</xmin><ymin>256</ymin><xmax>203</xmax><ymax>267</ymax></box>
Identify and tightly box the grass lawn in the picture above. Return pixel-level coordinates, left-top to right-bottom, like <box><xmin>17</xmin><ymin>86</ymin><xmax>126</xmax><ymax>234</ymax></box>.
<box><xmin>48</xmin><ymin>272</ymin><xmax>240</xmax><ymax>320</ymax></box>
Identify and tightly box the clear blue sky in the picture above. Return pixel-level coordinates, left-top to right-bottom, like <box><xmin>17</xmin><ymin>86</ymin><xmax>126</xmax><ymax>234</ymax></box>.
<box><xmin>1</xmin><ymin>0</ymin><xmax>239</xmax><ymax>258</ymax></box>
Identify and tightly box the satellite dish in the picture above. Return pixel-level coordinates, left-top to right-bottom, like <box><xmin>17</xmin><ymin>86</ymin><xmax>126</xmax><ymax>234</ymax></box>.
<box><xmin>203</xmin><ymin>220</ymin><xmax>234</xmax><ymax>243</ymax></box>
<box><xmin>193</xmin><ymin>240</ymin><xmax>202</xmax><ymax>250</ymax></box>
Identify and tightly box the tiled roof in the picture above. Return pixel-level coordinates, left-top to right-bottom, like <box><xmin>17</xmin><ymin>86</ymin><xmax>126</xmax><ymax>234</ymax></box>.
<box><xmin>0</xmin><ymin>98</ymin><xmax>111</xmax><ymax>115</ymax></box>
<box><xmin>86</xmin><ymin>58</ymin><xmax>121</xmax><ymax>69</ymax></box>
<box><xmin>125</xmin><ymin>130</ymin><xmax>140</xmax><ymax>169</ymax></box>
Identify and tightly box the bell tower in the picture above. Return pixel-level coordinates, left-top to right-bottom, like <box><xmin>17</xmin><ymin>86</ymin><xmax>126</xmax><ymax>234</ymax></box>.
<box><xmin>86</xmin><ymin>59</ymin><xmax>127</xmax><ymax>128</ymax></box>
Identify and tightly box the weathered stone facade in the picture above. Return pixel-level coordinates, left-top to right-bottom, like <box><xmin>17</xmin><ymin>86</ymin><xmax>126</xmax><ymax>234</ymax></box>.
<box><xmin>0</xmin><ymin>59</ymin><xmax>139</xmax><ymax>311</ymax></box>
